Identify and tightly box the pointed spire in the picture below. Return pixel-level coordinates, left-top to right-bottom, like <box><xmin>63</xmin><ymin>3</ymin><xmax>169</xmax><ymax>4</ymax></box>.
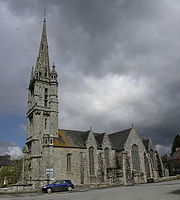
<box><xmin>43</xmin><ymin>9</ymin><xmax>46</xmax><ymax>22</ymax></box>
<box><xmin>35</xmin><ymin>17</ymin><xmax>50</xmax><ymax>79</ymax></box>
<box><xmin>30</xmin><ymin>66</ymin><xmax>34</xmax><ymax>81</ymax></box>
<box><xmin>89</xmin><ymin>126</ymin><xmax>92</xmax><ymax>132</ymax></box>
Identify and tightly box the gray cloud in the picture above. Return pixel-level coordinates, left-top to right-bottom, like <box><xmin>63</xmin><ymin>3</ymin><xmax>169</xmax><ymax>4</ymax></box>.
<box><xmin>0</xmin><ymin>0</ymin><xmax>180</xmax><ymax>154</ymax></box>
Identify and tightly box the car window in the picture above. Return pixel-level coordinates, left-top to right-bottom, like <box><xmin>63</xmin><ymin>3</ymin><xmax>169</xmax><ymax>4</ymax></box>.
<box><xmin>54</xmin><ymin>181</ymin><xmax>61</xmax><ymax>185</ymax></box>
<box><xmin>52</xmin><ymin>180</ymin><xmax>72</xmax><ymax>185</ymax></box>
<box><xmin>62</xmin><ymin>180</ymin><xmax>67</xmax><ymax>184</ymax></box>
<box><xmin>64</xmin><ymin>180</ymin><xmax>71</xmax><ymax>183</ymax></box>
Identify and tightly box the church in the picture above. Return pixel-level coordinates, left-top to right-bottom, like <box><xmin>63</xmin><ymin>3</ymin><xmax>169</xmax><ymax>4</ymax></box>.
<box><xmin>22</xmin><ymin>18</ymin><xmax>164</xmax><ymax>188</ymax></box>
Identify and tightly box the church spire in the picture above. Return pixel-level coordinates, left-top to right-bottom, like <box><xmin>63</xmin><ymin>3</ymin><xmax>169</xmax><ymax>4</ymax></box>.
<box><xmin>35</xmin><ymin>17</ymin><xmax>50</xmax><ymax>79</ymax></box>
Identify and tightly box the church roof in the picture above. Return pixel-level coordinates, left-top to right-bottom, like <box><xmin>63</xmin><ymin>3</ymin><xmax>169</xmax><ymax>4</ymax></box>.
<box><xmin>54</xmin><ymin>128</ymin><xmax>133</xmax><ymax>150</ymax></box>
<box><xmin>142</xmin><ymin>138</ymin><xmax>149</xmax><ymax>151</ymax></box>
<box><xmin>54</xmin><ymin>129</ymin><xmax>89</xmax><ymax>148</ymax></box>
<box><xmin>108</xmin><ymin>128</ymin><xmax>132</xmax><ymax>150</ymax></box>
<box><xmin>0</xmin><ymin>155</ymin><xmax>11</xmax><ymax>166</ymax></box>
<box><xmin>94</xmin><ymin>133</ymin><xmax>105</xmax><ymax>148</ymax></box>
<box><xmin>171</xmin><ymin>148</ymin><xmax>180</xmax><ymax>161</ymax></box>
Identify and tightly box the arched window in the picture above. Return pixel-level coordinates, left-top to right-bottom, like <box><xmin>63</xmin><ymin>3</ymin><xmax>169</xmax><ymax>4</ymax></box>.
<box><xmin>131</xmin><ymin>144</ymin><xmax>140</xmax><ymax>172</ymax></box>
<box><xmin>67</xmin><ymin>153</ymin><xmax>72</xmax><ymax>172</ymax></box>
<box><xmin>89</xmin><ymin>147</ymin><xmax>95</xmax><ymax>175</ymax></box>
<box><xmin>44</xmin><ymin>118</ymin><xmax>47</xmax><ymax>129</ymax></box>
<box><xmin>104</xmin><ymin>148</ymin><xmax>110</xmax><ymax>168</ymax></box>
<box><xmin>44</xmin><ymin>88</ymin><xmax>48</xmax><ymax>107</ymax></box>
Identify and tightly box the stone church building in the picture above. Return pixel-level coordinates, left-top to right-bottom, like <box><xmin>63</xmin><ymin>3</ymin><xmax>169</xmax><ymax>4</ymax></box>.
<box><xmin>23</xmin><ymin>19</ymin><xmax>164</xmax><ymax>188</ymax></box>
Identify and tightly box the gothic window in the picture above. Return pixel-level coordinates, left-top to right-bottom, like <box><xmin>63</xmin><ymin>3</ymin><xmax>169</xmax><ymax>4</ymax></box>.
<box><xmin>29</xmin><ymin>115</ymin><xmax>33</xmax><ymax>127</ymax></box>
<box><xmin>104</xmin><ymin>148</ymin><xmax>110</xmax><ymax>168</ymax></box>
<box><xmin>30</xmin><ymin>85</ymin><xmax>34</xmax><ymax>96</ymax></box>
<box><xmin>131</xmin><ymin>144</ymin><xmax>140</xmax><ymax>172</ymax></box>
<box><xmin>67</xmin><ymin>153</ymin><xmax>72</xmax><ymax>172</ymax></box>
<box><xmin>44</xmin><ymin>88</ymin><xmax>48</xmax><ymax>106</ymax></box>
<box><xmin>44</xmin><ymin>118</ymin><xmax>47</xmax><ymax>129</ymax></box>
<box><xmin>89</xmin><ymin>146</ymin><xmax>95</xmax><ymax>175</ymax></box>
<box><xmin>45</xmin><ymin>68</ymin><xmax>47</xmax><ymax>77</ymax></box>
<box><xmin>27</xmin><ymin>142</ymin><xmax>32</xmax><ymax>153</ymax></box>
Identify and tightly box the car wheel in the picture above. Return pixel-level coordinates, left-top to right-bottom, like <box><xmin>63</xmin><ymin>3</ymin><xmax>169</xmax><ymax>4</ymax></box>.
<box><xmin>47</xmin><ymin>188</ymin><xmax>52</xmax><ymax>193</ymax></box>
<box><xmin>67</xmin><ymin>186</ymin><xmax>73</xmax><ymax>191</ymax></box>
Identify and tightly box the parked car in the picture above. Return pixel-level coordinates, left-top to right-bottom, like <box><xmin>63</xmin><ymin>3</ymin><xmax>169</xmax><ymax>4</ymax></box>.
<box><xmin>42</xmin><ymin>180</ymin><xmax>74</xmax><ymax>193</ymax></box>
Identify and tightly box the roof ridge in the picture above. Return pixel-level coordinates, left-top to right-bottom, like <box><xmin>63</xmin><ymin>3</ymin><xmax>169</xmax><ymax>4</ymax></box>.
<box><xmin>58</xmin><ymin>129</ymin><xmax>89</xmax><ymax>133</ymax></box>
<box><xmin>109</xmin><ymin>127</ymin><xmax>132</xmax><ymax>136</ymax></box>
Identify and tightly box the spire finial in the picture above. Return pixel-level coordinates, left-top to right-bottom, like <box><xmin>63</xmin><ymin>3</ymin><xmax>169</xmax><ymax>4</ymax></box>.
<box><xmin>43</xmin><ymin>9</ymin><xmax>46</xmax><ymax>22</ymax></box>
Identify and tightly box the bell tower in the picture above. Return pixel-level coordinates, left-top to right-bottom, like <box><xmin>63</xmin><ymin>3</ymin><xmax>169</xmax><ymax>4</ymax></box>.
<box><xmin>23</xmin><ymin>18</ymin><xmax>58</xmax><ymax>187</ymax></box>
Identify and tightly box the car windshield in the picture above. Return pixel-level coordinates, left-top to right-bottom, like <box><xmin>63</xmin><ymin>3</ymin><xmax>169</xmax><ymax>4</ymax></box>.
<box><xmin>52</xmin><ymin>181</ymin><xmax>61</xmax><ymax>185</ymax></box>
<box><xmin>52</xmin><ymin>180</ymin><xmax>71</xmax><ymax>185</ymax></box>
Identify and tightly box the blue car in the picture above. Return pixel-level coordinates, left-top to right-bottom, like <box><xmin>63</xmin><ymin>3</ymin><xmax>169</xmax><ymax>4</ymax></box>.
<box><xmin>42</xmin><ymin>180</ymin><xmax>74</xmax><ymax>193</ymax></box>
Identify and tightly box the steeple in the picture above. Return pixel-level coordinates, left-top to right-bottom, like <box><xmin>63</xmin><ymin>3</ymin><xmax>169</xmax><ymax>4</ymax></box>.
<box><xmin>30</xmin><ymin>66</ymin><xmax>34</xmax><ymax>81</ymax></box>
<box><xmin>25</xmin><ymin>15</ymin><xmax>59</xmax><ymax>187</ymax></box>
<box><xmin>35</xmin><ymin>17</ymin><xmax>50</xmax><ymax>79</ymax></box>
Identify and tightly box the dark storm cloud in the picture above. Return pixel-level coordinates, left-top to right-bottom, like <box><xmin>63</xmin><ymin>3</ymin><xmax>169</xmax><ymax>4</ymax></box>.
<box><xmin>0</xmin><ymin>0</ymin><xmax>180</xmax><ymax>154</ymax></box>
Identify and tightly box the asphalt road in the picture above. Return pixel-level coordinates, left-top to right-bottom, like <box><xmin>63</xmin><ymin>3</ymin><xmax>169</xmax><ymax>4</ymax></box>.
<box><xmin>0</xmin><ymin>179</ymin><xmax>180</xmax><ymax>200</ymax></box>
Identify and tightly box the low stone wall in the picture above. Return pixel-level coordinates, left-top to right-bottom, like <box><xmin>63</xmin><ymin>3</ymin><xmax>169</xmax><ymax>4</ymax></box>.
<box><xmin>154</xmin><ymin>175</ymin><xmax>180</xmax><ymax>183</ymax></box>
<box><xmin>0</xmin><ymin>183</ymin><xmax>36</xmax><ymax>193</ymax></box>
<box><xmin>12</xmin><ymin>183</ymin><xmax>33</xmax><ymax>192</ymax></box>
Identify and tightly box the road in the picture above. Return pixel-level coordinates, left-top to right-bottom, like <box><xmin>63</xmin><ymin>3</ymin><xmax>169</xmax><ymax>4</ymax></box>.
<box><xmin>0</xmin><ymin>179</ymin><xmax>179</xmax><ymax>200</ymax></box>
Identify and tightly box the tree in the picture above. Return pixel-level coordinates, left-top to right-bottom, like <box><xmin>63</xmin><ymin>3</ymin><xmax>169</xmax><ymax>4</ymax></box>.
<box><xmin>161</xmin><ymin>154</ymin><xmax>170</xmax><ymax>169</ymax></box>
<box><xmin>171</xmin><ymin>134</ymin><xmax>180</xmax><ymax>155</ymax></box>
<box><xmin>0</xmin><ymin>158</ymin><xmax>22</xmax><ymax>187</ymax></box>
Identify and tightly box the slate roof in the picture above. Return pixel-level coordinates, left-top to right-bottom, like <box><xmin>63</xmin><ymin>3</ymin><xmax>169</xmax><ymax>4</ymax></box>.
<box><xmin>108</xmin><ymin>128</ymin><xmax>132</xmax><ymax>150</ymax></box>
<box><xmin>171</xmin><ymin>148</ymin><xmax>180</xmax><ymax>161</ymax></box>
<box><xmin>54</xmin><ymin>128</ymin><xmax>133</xmax><ymax>150</ymax></box>
<box><xmin>94</xmin><ymin>133</ymin><xmax>105</xmax><ymax>148</ymax></box>
<box><xmin>142</xmin><ymin>139</ymin><xmax>149</xmax><ymax>151</ymax></box>
<box><xmin>0</xmin><ymin>155</ymin><xmax>11</xmax><ymax>166</ymax></box>
<box><xmin>54</xmin><ymin>129</ymin><xmax>89</xmax><ymax>148</ymax></box>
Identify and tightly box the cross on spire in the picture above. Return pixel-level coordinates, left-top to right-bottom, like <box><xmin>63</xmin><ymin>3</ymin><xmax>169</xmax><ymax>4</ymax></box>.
<box><xmin>44</xmin><ymin>9</ymin><xmax>46</xmax><ymax>22</ymax></box>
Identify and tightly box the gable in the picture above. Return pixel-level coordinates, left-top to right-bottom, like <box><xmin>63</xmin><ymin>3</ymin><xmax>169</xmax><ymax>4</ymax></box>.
<box><xmin>124</xmin><ymin>129</ymin><xmax>146</xmax><ymax>152</ymax></box>
<box><xmin>102</xmin><ymin>133</ymin><xmax>111</xmax><ymax>149</ymax></box>
<box><xmin>86</xmin><ymin>131</ymin><xmax>97</xmax><ymax>148</ymax></box>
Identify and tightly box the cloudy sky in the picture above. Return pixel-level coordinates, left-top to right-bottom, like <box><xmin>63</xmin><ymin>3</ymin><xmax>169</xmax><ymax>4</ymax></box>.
<box><xmin>0</xmin><ymin>0</ymin><xmax>180</xmax><ymax>157</ymax></box>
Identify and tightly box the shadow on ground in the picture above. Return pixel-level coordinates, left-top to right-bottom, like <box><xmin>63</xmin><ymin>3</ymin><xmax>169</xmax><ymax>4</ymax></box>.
<box><xmin>169</xmin><ymin>189</ymin><xmax>180</xmax><ymax>195</ymax></box>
